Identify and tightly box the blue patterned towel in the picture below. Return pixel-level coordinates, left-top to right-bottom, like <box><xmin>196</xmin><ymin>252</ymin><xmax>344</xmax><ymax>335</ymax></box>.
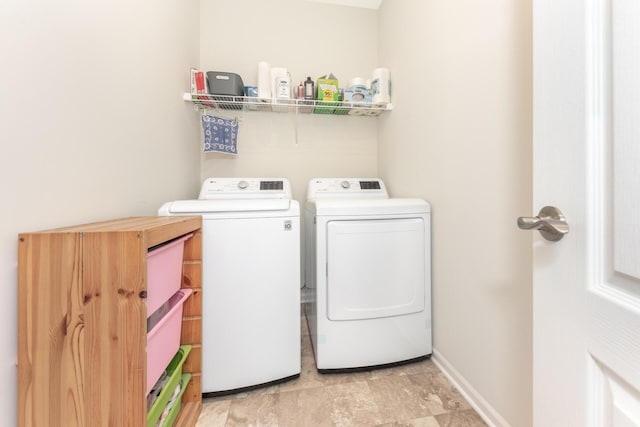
<box><xmin>202</xmin><ymin>115</ymin><xmax>239</xmax><ymax>154</ymax></box>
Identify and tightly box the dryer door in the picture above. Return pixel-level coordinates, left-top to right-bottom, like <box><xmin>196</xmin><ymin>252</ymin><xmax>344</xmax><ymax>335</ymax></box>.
<box><xmin>326</xmin><ymin>217</ymin><xmax>426</xmax><ymax>321</ymax></box>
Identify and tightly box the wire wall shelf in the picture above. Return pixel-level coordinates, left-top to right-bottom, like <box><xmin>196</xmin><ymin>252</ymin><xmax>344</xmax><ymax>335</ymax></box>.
<box><xmin>183</xmin><ymin>93</ymin><xmax>393</xmax><ymax>116</ymax></box>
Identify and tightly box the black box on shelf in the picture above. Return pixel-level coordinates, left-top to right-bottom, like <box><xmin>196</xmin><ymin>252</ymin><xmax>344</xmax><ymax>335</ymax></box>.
<box><xmin>206</xmin><ymin>71</ymin><xmax>244</xmax><ymax>110</ymax></box>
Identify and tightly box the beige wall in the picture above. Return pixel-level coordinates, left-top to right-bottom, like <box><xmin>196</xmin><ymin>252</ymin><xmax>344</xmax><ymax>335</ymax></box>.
<box><xmin>1</xmin><ymin>0</ymin><xmax>533</xmax><ymax>425</ymax></box>
<box><xmin>0</xmin><ymin>1</ymin><xmax>201</xmax><ymax>424</ymax></box>
<box><xmin>198</xmin><ymin>0</ymin><xmax>380</xmax><ymax>204</ymax></box>
<box><xmin>378</xmin><ymin>1</ymin><xmax>533</xmax><ymax>426</ymax></box>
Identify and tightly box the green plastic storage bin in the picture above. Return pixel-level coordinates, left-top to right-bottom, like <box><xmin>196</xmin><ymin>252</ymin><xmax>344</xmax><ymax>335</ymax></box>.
<box><xmin>147</xmin><ymin>345</ymin><xmax>192</xmax><ymax>427</ymax></box>
<box><xmin>162</xmin><ymin>373</ymin><xmax>192</xmax><ymax>427</ymax></box>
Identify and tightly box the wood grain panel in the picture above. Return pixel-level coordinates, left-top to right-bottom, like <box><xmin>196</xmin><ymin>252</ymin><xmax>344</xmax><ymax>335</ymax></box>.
<box><xmin>82</xmin><ymin>231</ymin><xmax>147</xmax><ymax>426</ymax></box>
<box><xmin>175</xmin><ymin>401</ymin><xmax>202</xmax><ymax>427</ymax></box>
<box><xmin>18</xmin><ymin>233</ymin><xmax>81</xmax><ymax>427</ymax></box>
<box><xmin>178</xmin><ymin>223</ymin><xmax>202</xmax><ymax>424</ymax></box>
<box><xmin>18</xmin><ymin>217</ymin><xmax>203</xmax><ymax>427</ymax></box>
<box><xmin>36</xmin><ymin>216</ymin><xmax>201</xmax><ymax>250</ymax></box>
<box><xmin>182</xmin><ymin>345</ymin><xmax>202</xmax><ymax>374</ymax></box>
<box><xmin>183</xmin><ymin>288</ymin><xmax>202</xmax><ymax>317</ymax></box>
<box><xmin>182</xmin><ymin>261</ymin><xmax>202</xmax><ymax>289</ymax></box>
<box><xmin>181</xmin><ymin>317</ymin><xmax>202</xmax><ymax>345</ymax></box>
<box><xmin>146</xmin><ymin>218</ymin><xmax>201</xmax><ymax>248</ymax></box>
<box><xmin>183</xmin><ymin>231</ymin><xmax>202</xmax><ymax>261</ymax></box>
<box><xmin>181</xmin><ymin>374</ymin><xmax>202</xmax><ymax>403</ymax></box>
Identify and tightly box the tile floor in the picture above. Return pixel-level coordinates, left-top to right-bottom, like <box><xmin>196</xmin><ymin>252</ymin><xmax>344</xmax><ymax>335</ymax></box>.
<box><xmin>197</xmin><ymin>313</ymin><xmax>487</xmax><ymax>427</ymax></box>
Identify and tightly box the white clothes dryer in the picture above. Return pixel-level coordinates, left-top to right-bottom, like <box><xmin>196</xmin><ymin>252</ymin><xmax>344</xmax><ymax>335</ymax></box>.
<box><xmin>305</xmin><ymin>178</ymin><xmax>431</xmax><ymax>370</ymax></box>
<box><xmin>159</xmin><ymin>178</ymin><xmax>300</xmax><ymax>393</ymax></box>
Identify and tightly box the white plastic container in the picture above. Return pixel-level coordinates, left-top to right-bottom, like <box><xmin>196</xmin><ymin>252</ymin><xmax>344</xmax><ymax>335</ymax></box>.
<box><xmin>371</xmin><ymin>67</ymin><xmax>391</xmax><ymax>105</ymax></box>
<box><xmin>270</xmin><ymin>67</ymin><xmax>288</xmax><ymax>98</ymax></box>
<box><xmin>275</xmin><ymin>74</ymin><xmax>291</xmax><ymax>99</ymax></box>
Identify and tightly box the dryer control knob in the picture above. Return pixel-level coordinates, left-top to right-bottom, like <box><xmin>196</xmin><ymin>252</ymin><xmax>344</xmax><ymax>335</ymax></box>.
<box><xmin>238</xmin><ymin>180</ymin><xmax>249</xmax><ymax>190</ymax></box>
<box><xmin>340</xmin><ymin>180</ymin><xmax>350</xmax><ymax>189</ymax></box>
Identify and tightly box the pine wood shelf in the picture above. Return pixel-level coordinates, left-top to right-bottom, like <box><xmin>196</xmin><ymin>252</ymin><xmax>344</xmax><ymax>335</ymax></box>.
<box><xmin>18</xmin><ymin>216</ymin><xmax>203</xmax><ymax>427</ymax></box>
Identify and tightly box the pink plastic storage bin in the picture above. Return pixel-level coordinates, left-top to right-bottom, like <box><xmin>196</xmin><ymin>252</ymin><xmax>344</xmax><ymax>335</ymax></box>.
<box><xmin>146</xmin><ymin>288</ymin><xmax>192</xmax><ymax>395</ymax></box>
<box><xmin>146</xmin><ymin>233</ymin><xmax>193</xmax><ymax>318</ymax></box>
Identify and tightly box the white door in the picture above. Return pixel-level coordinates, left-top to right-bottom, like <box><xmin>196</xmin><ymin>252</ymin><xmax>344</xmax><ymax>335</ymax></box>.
<box><xmin>532</xmin><ymin>0</ymin><xmax>640</xmax><ymax>425</ymax></box>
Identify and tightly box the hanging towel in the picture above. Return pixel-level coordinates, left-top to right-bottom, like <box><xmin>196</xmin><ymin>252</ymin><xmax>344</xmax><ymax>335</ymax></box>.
<box><xmin>202</xmin><ymin>115</ymin><xmax>239</xmax><ymax>154</ymax></box>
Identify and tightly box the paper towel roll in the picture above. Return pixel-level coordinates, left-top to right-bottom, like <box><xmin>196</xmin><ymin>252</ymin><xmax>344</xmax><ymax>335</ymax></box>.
<box><xmin>258</xmin><ymin>61</ymin><xmax>271</xmax><ymax>99</ymax></box>
<box><xmin>371</xmin><ymin>67</ymin><xmax>391</xmax><ymax>105</ymax></box>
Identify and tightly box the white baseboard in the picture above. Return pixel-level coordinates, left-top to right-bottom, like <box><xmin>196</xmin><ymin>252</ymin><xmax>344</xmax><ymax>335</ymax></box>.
<box><xmin>432</xmin><ymin>349</ymin><xmax>511</xmax><ymax>427</ymax></box>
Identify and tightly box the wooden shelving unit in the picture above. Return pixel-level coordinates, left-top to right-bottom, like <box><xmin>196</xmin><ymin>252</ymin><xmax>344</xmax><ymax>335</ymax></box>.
<box><xmin>18</xmin><ymin>216</ymin><xmax>203</xmax><ymax>427</ymax></box>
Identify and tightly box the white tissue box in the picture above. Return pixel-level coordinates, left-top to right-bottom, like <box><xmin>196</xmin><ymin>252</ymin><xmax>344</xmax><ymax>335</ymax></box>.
<box><xmin>343</xmin><ymin>87</ymin><xmax>372</xmax><ymax>105</ymax></box>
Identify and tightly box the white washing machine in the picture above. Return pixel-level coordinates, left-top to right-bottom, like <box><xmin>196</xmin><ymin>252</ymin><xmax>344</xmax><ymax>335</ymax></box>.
<box><xmin>159</xmin><ymin>177</ymin><xmax>300</xmax><ymax>393</ymax></box>
<box><xmin>305</xmin><ymin>178</ymin><xmax>431</xmax><ymax>370</ymax></box>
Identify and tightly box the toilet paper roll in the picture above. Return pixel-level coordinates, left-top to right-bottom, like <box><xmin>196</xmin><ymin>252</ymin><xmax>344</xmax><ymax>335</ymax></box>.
<box><xmin>348</xmin><ymin>77</ymin><xmax>366</xmax><ymax>89</ymax></box>
<box><xmin>371</xmin><ymin>67</ymin><xmax>391</xmax><ymax>105</ymax></box>
<box><xmin>257</xmin><ymin>61</ymin><xmax>271</xmax><ymax>99</ymax></box>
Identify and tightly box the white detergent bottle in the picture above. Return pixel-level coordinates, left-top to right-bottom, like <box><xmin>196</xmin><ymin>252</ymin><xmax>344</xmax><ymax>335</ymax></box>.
<box><xmin>275</xmin><ymin>73</ymin><xmax>291</xmax><ymax>99</ymax></box>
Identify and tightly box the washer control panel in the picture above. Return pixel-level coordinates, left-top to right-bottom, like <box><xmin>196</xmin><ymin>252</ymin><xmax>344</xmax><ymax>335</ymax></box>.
<box><xmin>199</xmin><ymin>178</ymin><xmax>290</xmax><ymax>199</ymax></box>
<box><xmin>307</xmin><ymin>178</ymin><xmax>388</xmax><ymax>200</ymax></box>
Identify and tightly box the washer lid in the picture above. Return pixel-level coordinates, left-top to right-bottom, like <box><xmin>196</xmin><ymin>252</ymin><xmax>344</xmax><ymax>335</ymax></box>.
<box><xmin>311</xmin><ymin>198</ymin><xmax>430</xmax><ymax>216</ymax></box>
<box><xmin>199</xmin><ymin>177</ymin><xmax>292</xmax><ymax>200</ymax></box>
<box><xmin>162</xmin><ymin>198</ymin><xmax>293</xmax><ymax>214</ymax></box>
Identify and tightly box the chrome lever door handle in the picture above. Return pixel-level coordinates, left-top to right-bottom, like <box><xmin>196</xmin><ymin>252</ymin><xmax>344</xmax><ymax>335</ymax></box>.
<box><xmin>517</xmin><ymin>206</ymin><xmax>569</xmax><ymax>241</ymax></box>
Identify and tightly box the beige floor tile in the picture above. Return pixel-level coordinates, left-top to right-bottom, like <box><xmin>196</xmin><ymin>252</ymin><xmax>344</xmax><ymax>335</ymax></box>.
<box><xmin>368</xmin><ymin>374</ymin><xmax>433</xmax><ymax>423</ymax></box>
<box><xmin>200</xmin><ymin>381</ymin><xmax>281</xmax><ymax>405</ymax></box>
<box><xmin>225</xmin><ymin>393</ymin><xmax>279</xmax><ymax>427</ymax></box>
<box><xmin>278</xmin><ymin>381</ymin><xmax>383</xmax><ymax>427</ymax></box>
<box><xmin>196</xmin><ymin>399</ymin><xmax>231</xmax><ymax>426</ymax></box>
<box><xmin>363</xmin><ymin>364</ymin><xmax>408</xmax><ymax>380</ymax></box>
<box><xmin>330</xmin><ymin>395</ymin><xmax>379</xmax><ymax>426</ymax></box>
<box><xmin>434</xmin><ymin>409</ymin><xmax>488</xmax><ymax>427</ymax></box>
<box><xmin>301</xmin><ymin>316</ymin><xmax>310</xmax><ymax>336</ymax></box>
<box><xmin>315</xmin><ymin>368</ymin><xmax>372</xmax><ymax>387</ymax></box>
<box><xmin>398</xmin><ymin>359</ymin><xmax>441</xmax><ymax>376</ymax></box>
<box><xmin>375</xmin><ymin>416</ymin><xmax>441</xmax><ymax>427</ymax></box>
<box><xmin>197</xmin><ymin>307</ymin><xmax>487</xmax><ymax>426</ymax></box>
<box><xmin>407</xmin><ymin>371</ymin><xmax>473</xmax><ymax>415</ymax></box>
<box><xmin>277</xmin><ymin>385</ymin><xmax>333</xmax><ymax>427</ymax></box>
<box><xmin>407</xmin><ymin>416</ymin><xmax>441</xmax><ymax>427</ymax></box>
<box><xmin>278</xmin><ymin>356</ymin><xmax>327</xmax><ymax>393</ymax></box>
<box><xmin>301</xmin><ymin>332</ymin><xmax>314</xmax><ymax>358</ymax></box>
<box><xmin>278</xmin><ymin>355</ymin><xmax>373</xmax><ymax>393</ymax></box>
